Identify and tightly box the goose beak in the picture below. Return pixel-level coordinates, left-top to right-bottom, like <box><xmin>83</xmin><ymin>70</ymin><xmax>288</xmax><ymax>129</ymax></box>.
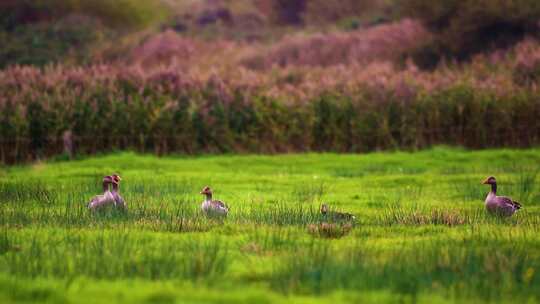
<box><xmin>482</xmin><ymin>178</ymin><xmax>489</xmax><ymax>185</ymax></box>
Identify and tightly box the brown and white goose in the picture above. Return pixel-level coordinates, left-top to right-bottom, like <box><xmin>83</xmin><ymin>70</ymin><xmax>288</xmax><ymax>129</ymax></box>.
<box><xmin>482</xmin><ymin>176</ymin><xmax>521</xmax><ymax>217</ymax></box>
<box><xmin>200</xmin><ymin>186</ymin><xmax>229</xmax><ymax>216</ymax></box>
<box><xmin>110</xmin><ymin>174</ymin><xmax>126</xmax><ymax>210</ymax></box>
<box><xmin>320</xmin><ymin>203</ymin><xmax>356</xmax><ymax>222</ymax></box>
<box><xmin>87</xmin><ymin>175</ymin><xmax>115</xmax><ymax>210</ymax></box>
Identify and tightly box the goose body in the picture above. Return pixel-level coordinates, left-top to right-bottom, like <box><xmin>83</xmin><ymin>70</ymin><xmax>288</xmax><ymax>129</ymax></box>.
<box><xmin>112</xmin><ymin>191</ymin><xmax>126</xmax><ymax>209</ymax></box>
<box><xmin>88</xmin><ymin>191</ymin><xmax>115</xmax><ymax>210</ymax></box>
<box><xmin>483</xmin><ymin>176</ymin><xmax>521</xmax><ymax>217</ymax></box>
<box><xmin>200</xmin><ymin>186</ymin><xmax>229</xmax><ymax>216</ymax></box>
<box><xmin>320</xmin><ymin>204</ymin><xmax>356</xmax><ymax>222</ymax></box>
<box><xmin>88</xmin><ymin>176</ymin><xmax>115</xmax><ymax>210</ymax></box>
<box><xmin>110</xmin><ymin>174</ymin><xmax>127</xmax><ymax>210</ymax></box>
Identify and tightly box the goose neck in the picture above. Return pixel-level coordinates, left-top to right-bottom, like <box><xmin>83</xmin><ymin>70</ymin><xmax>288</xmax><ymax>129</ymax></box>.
<box><xmin>490</xmin><ymin>183</ymin><xmax>497</xmax><ymax>194</ymax></box>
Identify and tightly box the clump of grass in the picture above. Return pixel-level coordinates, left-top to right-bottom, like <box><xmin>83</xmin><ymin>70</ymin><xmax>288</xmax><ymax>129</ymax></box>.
<box><xmin>307</xmin><ymin>223</ymin><xmax>353</xmax><ymax>239</ymax></box>
<box><xmin>428</xmin><ymin>209</ymin><xmax>468</xmax><ymax>227</ymax></box>
<box><xmin>439</xmin><ymin>166</ymin><xmax>468</xmax><ymax>175</ymax></box>
<box><xmin>0</xmin><ymin>230</ymin><xmax>13</xmax><ymax>254</ymax></box>
<box><xmin>240</xmin><ymin>242</ymin><xmax>263</xmax><ymax>255</ymax></box>
<box><xmin>271</xmin><ymin>236</ymin><xmax>540</xmax><ymax>300</ymax></box>
<box><xmin>270</xmin><ymin>243</ymin><xmax>332</xmax><ymax>294</ymax></box>
<box><xmin>242</xmin><ymin>202</ymin><xmax>320</xmax><ymax>226</ymax></box>
<box><xmin>0</xmin><ymin>179</ymin><xmax>58</xmax><ymax>205</ymax></box>
<box><xmin>395</xmin><ymin>183</ymin><xmax>425</xmax><ymax>202</ymax></box>
<box><xmin>291</xmin><ymin>181</ymin><xmax>327</xmax><ymax>203</ymax></box>
<box><xmin>0</xmin><ymin>280</ymin><xmax>68</xmax><ymax>303</ymax></box>
<box><xmin>377</xmin><ymin>205</ymin><xmax>473</xmax><ymax>226</ymax></box>
<box><xmin>127</xmin><ymin>178</ymin><xmax>195</xmax><ymax>198</ymax></box>
<box><xmin>246</xmin><ymin>227</ymin><xmax>302</xmax><ymax>253</ymax></box>
<box><xmin>331</xmin><ymin>167</ymin><xmax>365</xmax><ymax>178</ymax></box>
<box><xmin>451</xmin><ymin>178</ymin><xmax>485</xmax><ymax>202</ymax></box>
<box><xmin>516</xmin><ymin>170</ymin><xmax>538</xmax><ymax>203</ymax></box>
<box><xmin>3</xmin><ymin>232</ymin><xmax>229</xmax><ymax>281</ymax></box>
<box><xmin>162</xmin><ymin>216</ymin><xmax>210</xmax><ymax>233</ymax></box>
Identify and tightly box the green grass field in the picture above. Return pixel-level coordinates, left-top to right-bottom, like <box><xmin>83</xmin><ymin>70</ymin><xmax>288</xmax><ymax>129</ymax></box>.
<box><xmin>1</xmin><ymin>147</ymin><xmax>540</xmax><ymax>303</ymax></box>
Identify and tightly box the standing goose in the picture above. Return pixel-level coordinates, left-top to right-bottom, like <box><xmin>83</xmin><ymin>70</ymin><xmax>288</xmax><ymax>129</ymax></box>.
<box><xmin>482</xmin><ymin>176</ymin><xmax>521</xmax><ymax>217</ymax></box>
<box><xmin>320</xmin><ymin>203</ymin><xmax>356</xmax><ymax>222</ymax></box>
<box><xmin>200</xmin><ymin>186</ymin><xmax>229</xmax><ymax>217</ymax></box>
<box><xmin>110</xmin><ymin>174</ymin><xmax>127</xmax><ymax>210</ymax></box>
<box><xmin>87</xmin><ymin>175</ymin><xmax>115</xmax><ymax>210</ymax></box>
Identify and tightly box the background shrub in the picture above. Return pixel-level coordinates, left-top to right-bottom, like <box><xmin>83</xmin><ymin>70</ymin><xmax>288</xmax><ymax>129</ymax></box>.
<box><xmin>303</xmin><ymin>0</ymin><xmax>389</xmax><ymax>26</ymax></box>
<box><xmin>0</xmin><ymin>0</ymin><xmax>166</xmax><ymax>68</ymax></box>
<box><xmin>256</xmin><ymin>0</ymin><xmax>306</xmax><ymax>25</ymax></box>
<box><xmin>0</xmin><ymin>16</ymin><xmax>105</xmax><ymax>68</ymax></box>
<box><xmin>400</xmin><ymin>0</ymin><xmax>540</xmax><ymax>63</ymax></box>
<box><xmin>241</xmin><ymin>19</ymin><xmax>429</xmax><ymax>69</ymax></box>
<box><xmin>0</xmin><ymin>0</ymin><xmax>166</xmax><ymax>30</ymax></box>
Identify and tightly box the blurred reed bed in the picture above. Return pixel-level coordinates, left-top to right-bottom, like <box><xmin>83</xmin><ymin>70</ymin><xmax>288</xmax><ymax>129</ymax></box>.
<box><xmin>1</xmin><ymin>32</ymin><xmax>540</xmax><ymax>163</ymax></box>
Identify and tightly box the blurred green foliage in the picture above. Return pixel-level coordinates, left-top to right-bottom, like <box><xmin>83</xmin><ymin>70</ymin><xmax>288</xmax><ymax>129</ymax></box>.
<box><xmin>0</xmin><ymin>0</ymin><xmax>166</xmax><ymax>29</ymax></box>
<box><xmin>0</xmin><ymin>18</ymin><xmax>103</xmax><ymax>68</ymax></box>
<box><xmin>257</xmin><ymin>0</ymin><xmax>306</xmax><ymax>25</ymax></box>
<box><xmin>0</xmin><ymin>0</ymin><xmax>167</xmax><ymax>68</ymax></box>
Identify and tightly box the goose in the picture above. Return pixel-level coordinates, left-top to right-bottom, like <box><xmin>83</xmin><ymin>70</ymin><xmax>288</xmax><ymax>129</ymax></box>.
<box><xmin>200</xmin><ymin>186</ymin><xmax>229</xmax><ymax>217</ymax></box>
<box><xmin>482</xmin><ymin>176</ymin><xmax>521</xmax><ymax>217</ymax></box>
<box><xmin>110</xmin><ymin>174</ymin><xmax>127</xmax><ymax>210</ymax></box>
<box><xmin>87</xmin><ymin>175</ymin><xmax>115</xmax><ymax>210</ymax></box>
<box><xmin>320</xmin><ymin>203</ymin><xmax>356</xmax><ymax>222</ymax></box>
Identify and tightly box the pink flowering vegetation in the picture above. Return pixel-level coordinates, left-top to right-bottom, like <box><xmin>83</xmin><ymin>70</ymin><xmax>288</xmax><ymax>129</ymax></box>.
<box><xmin>240</xmin><ymin>19</ymin><xmax>430</xmax><ymax>69</ymax></box>
<box><xmin>125</xmin><ymin>30</ymin><xmax>198</xmax><ymax>67</ymax></box>
<box><xmin>512</xmin><ymin>39</ymin><xmax>540</xmax><ymax>87</ymax></box>
<box><xmin>1</xmin><ymin>27</ymin><xmax>540</xmax><ymax>163</ymax></box>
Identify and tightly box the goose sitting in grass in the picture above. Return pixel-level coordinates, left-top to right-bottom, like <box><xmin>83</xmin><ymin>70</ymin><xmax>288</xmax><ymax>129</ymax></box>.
<box><xmin>200</xmin><ymin>186</ymin><xmax>229</xmax><ymax>217</ymax></box>
<box><xmin>482</xmin><ymin>176</ymin><xmax>521</xmax><ymax>217</ymax></box>
<box><xmin>87</xmin><ymin>175</ymin><xmax>115</xmax><ymax>210</ymax></box>
<box><xmin>320</xmin><ymin>203</ymin><xmax>356</xmax><ymax>222</ymax></box>
<box><xmin>110</xmin><ymin>174</ymin><xmax>126</xmax><ymax>210</ymax></box>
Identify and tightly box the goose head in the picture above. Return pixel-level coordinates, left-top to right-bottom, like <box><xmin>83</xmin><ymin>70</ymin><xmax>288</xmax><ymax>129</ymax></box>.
<box><xmin>320</xmin><ymin>204</ymin><xmax>329</xmax><ymax>214</ymax></box>
<box><xmin>482</xmin><ymin>176</ymin><xmax>496</xmax><ymax>185</ymax></box>
<box><xmin>200</xmin><ymin>186</ymin><xmax>212</xmax><ymax>195</ymax></box>
<box><xmin>102</xmin><ymin>175</ymin><xmax>115</xmax><ymax>191</ymax></box>
<box><xmin>111</xmin><ymin>174</ymin><xmax>122</xmax><ymax>185</ymax></box>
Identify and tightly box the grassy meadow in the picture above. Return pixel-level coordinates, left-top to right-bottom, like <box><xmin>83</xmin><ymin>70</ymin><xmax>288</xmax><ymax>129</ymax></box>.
<box><xmin>1</xmin><ymin>147</ymin><xmax>540</xmax><ymax>303</ymax></box>
<box><xmin>2</xmin><ymin>1</ymin><xmax>540</xmax><ymax>303</ymax></box>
